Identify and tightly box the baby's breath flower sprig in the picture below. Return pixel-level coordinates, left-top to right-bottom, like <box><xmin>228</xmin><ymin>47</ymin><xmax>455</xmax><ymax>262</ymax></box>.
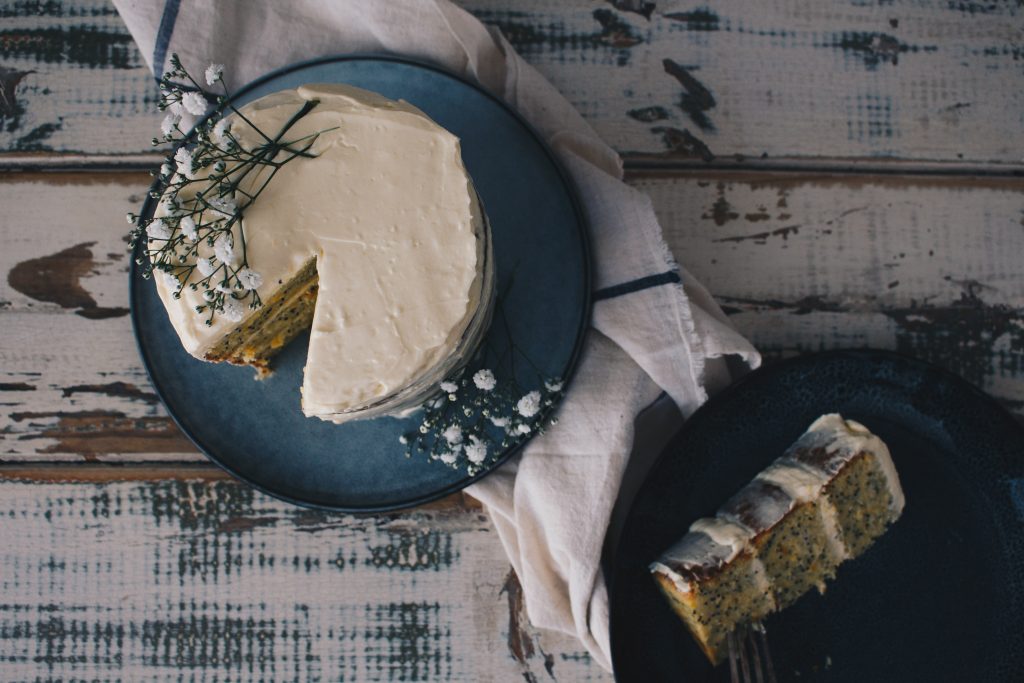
<box><xmin>128</xmin><ymin>53</ymin><xmax>333</xmax><ymax>326</ymax></box>
<box><xmin>400</xmin><ymin>296</ymin><xmax>566</xmax><ymax>475</ymax></box>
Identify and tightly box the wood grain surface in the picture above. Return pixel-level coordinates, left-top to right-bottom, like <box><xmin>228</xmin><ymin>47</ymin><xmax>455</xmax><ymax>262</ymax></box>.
<box><xmin>1</xmin><ymin>0</ymin><xmax>1021</xmax><ymax>680</ymax></box>
<box><xmin>0</xmin><ymin>0</ymin><xmax>1021</xmax><ymax>164</ymax></box>
<box><xmin>3</xmin><ymin>173</ymin><xmax>1021</xmax><ymax>464</ymax></box>
<box><xmin>0</xmin><ymin>479</ymin><xmax>603</xmax><ymax>682</ymax></box>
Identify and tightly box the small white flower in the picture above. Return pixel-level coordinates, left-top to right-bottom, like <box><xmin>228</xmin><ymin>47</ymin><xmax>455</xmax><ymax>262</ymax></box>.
<box><xmin>203</xmin><ymin>288</ymin><xmax>217</xmax><ymax>301</ymax></box>
<box><xmin>179</xmin><ymin>216</ymin><xmax>198</xmax><ymax>241</ymax></box>
<box><xmin>439</xmin><ymin>451</ymin><xmax>459</xmax><ymax>465</ymax></box>
<box><xmin>146</xmin><ymin>218</ymin><xmax>171</xmax><ymax>241</ymax></box>
<box><xmin>440</xmin><ymin>381</ymin><xmax>458</xmax><ymax>394</ymax></box>
<box><xmin>516</xmin><ymin>391</ymin><xmax>542</xmax><ymax>418</ymax></box>
<box><xmin>205</xmin><ymin>63</ymin><xmax>224</xmax><ymax>86</ymax></box>
<box><xmin>545</xmin><ymin>379</ymin><xmax>564</xmax><ymax>392</ymax></box>
<box><xmin>398</xmin><ymin>435</ymin><xmax>408</xmax><ymax>445</ymax></box>
<box><xmin>177</xmin><ymin>111</ymin><xmax>197</xmax><ymax>133</ymax></box>
<box><xmin>160</xmin><ymin>112</ymin><xmax>180</xmax><ymax>136</ymax></box>
<box><xmin>515</xmin><ymin>423</ymin><xmax>532</xmax><ymax>435</ymax></box>
<box><xmin>160</xmin><ymin>162</ymin><xmax>173</xmax><ymax>177</ymax></box>
<box><xmin>158</xmin><ymin>269</ymin><xmax>181</xmax><ymax>292</ymax></box>
<box><xmin>196</xmin><ymin>257</ymin><xmax>215</xmax><ymax>277</ymax></box>
<box><xmin>212</xmin><ymin>117</ymin><xmax>232</xmax><ymax>145</ymax></box>
<box><xmin>238</xmin><ymin>268</ymin><xmax>263</xmax><ymax>290</ymax></box>
<box><xmin>213</xmin><ymin>234</ymin><xmax>238</xmax><ymax>266</ymax></box>
<box><xmin>126</xmin><ymin>212</ymin><xmax>135</xmax><ymax>224</ymax></box>
<box><xmin>442</xmin><ymin>425</ymin><xmax>463</xmax><ymax>446</ymax></box>
<box><xmin>181</xmin><ymin>90</ymin><xmax>208</xmax><ymax>116</ymax></box>
<box><xmin>208</xmin><ymin>196</ymin><xmax>237</xmax><ymax>219</ymax></box>
<box><xmin>215</xmin><ymin>283</ymin><xmax>234</xmax><ymax>294</ymax></box>
<box><xmin>221</xmin><ymin>298</ymin><xmax>245</xmax><ymax>322</ymax></box>
<box><xmin>473</xmin><ymin>369</ymin><xmax>496</xmax><ymax>391</ymax></box>
<box><xmin>489</xmin><ymin>416</ymin><xmax>509</xmax><ymax>428</ymax></box>
<box><xmin>464</xmin><ymin>436</ymin><xmax>487</xmax><ymax>464</ymax></box>
<box><xmin>173</xmin><ymin>147</ymin><xmax>195</xmax><ymax>179</ymax></box>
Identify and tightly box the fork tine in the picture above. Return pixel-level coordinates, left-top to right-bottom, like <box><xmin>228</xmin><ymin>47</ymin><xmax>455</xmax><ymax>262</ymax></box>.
<box><xmin>746</xmin><ymin>625</ymin><xmax>765</xmax><ymax>683</ymax></box>
<box><xmin>728</xmin><ymin>630</ymin><xmax>740</xmax><ymax>683</ymax></box>
<box><xmin>737</xmin><ymin>625</ymin><xmax>752</xmax><ymax>683</ymax></box>
<box><xmin>753</xmin><ymin>622</ymin><xmax>778</xmax><ymax>683</ymax></box>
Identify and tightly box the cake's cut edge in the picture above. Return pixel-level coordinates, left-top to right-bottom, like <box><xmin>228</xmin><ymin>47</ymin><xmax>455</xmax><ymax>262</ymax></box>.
<box><xmin>649</xmin><ymin>518</ymin><xmax>775</xmax><ymax>664</ymax></box>
<box><xmin>200</xmin><ymin>258</ymin><xmax>319</xmax><ymax>376</ymax></box>
<box><xmin>649</xmin><ymin>414</ymin><xmax>905</xmax><ymax>665</ymax></box>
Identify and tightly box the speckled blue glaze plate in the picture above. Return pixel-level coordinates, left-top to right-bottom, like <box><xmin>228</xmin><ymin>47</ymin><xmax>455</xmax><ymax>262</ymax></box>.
<box><xmin>609</xmin><ymin>350</ymin><xmax>1024</xmax><ymax>682</ymax></box>
<box><xmin>130</xmin><ymin>55</ymin><xmax>589</xmax><ymax>512</ymax></box>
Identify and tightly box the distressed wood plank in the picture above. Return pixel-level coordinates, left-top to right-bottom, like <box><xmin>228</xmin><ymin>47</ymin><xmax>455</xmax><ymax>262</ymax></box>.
<box><xmin>0</xmin><ymin>478</ymin><xmax>606</xmax><ymax>682</ymax></box>
<box><xmin>639</xmin><ymin>171</ymin><xmax>1024</xmax><ymax>408</ymax></box>
<box><xmin>0</xmin><ymin>0</ymin><xmax>1021</xmax><ymax>163</ymax></box>
<box><xmin>0</xmin><ymin>174</ymin><xmax>199</xmax><ymax>461</ymax></box>
<box><xmin>2</xmin><ymin>173</ymin><xmax>1022</xmax><ymax>464</ymax></box>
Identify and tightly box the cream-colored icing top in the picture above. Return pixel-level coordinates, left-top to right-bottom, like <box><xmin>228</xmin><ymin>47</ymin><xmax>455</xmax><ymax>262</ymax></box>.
<box><xmin>756</xmin><ymin>462</ymin><xmax>829</xmax><ymax>502</ymax></box>
<box><xmin>152</xmin><ymin>84</ymin><xmax>485</xmax><ymax>421</ymax></box>
<box><xmin>688</xmin><ymin>518</ymin><xmax>754</xmax><ymax>563</ymax></box>
<box><xmin>806</xmin><ymin>414</ymin><xmax>906</xmax><ymax>514</ymax></box>
<box><xmin>650</xmin><ymin>413</ymin><xmax>904</xmax><ymax>590</ymax></box>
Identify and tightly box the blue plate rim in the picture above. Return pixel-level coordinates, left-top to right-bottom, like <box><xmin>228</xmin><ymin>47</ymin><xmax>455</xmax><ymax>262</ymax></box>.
<box><xmin>129</xmin><ymin>53</ymin><xmax>593</xmax><ymax>513</ymax></box>
<box><xmin>606</xmin><ymin>347</ymin><xmax>1024</xmax><ymax>680</ymax></box>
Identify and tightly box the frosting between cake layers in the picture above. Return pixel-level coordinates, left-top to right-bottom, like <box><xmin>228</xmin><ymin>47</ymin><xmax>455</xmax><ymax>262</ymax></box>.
<box><xmin>790</xmin><ymin>414</ymin><xmax>905</xmax><ymax>515</ymax></box>
<box><xmin>651</xmin><ymin>413</ymin><xmax>903</xmax><ymax>590</ymax></box>
<box><xmin>152</xmin><ymin>84</ymin><xmax>487</xmax><ymax>421</ymax></box>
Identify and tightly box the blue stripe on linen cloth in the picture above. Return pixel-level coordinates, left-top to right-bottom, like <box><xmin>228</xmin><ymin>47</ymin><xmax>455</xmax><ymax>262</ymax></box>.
<box><xmin>152</xmin><ymin>0</ymin><xmax>183</xmax><ymax>78</ymax></box>
<box><xmin>593</xmin><ymin>270</ymin><xmax>682</xmax><ymax>301</ymax></box>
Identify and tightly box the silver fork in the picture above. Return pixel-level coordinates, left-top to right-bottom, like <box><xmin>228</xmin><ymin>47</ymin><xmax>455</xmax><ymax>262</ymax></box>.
<box><xmin>727</xmin><ymin>622</ymin><xmax>777</xmax><ymax>683</ymax></box>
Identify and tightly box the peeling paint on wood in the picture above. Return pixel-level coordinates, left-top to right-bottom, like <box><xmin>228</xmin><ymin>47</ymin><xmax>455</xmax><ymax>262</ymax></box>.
<box><xmin>0</xmin><ymin>64</ymin><xmax>33</xmax><ymax>116</ymax></box>
<box><xmin>0</xmin><ymin>479</ymin><xmax>605</xmax><ymax>681</ymax></box>
<box><xmin>6</xmin><ymin>409</ymin><xmax>195</xmax><ymax>458</ymax></box>
<box><xmin>608</xmin><ymin>0</ymin><xmax>656</xmax><ymax>21</ymax></box>
<box><xmin>662</xmin><ymin>58</ymin><xmax>715</xmax><ymax>132</ymax></box>
<box><xmin>636</xmin><ymin>171</ymin><xmax>1024</xmax><ymax>410</ymax></box>
<box><xmin>650</xmin><ymin>126</ymin><xmax>714</xmax><ymax>161</ymax></box>
<box><xmin>8</xmin><ymin>241</ymin><xmax>129</xmax><ymax>319</ymax></box>
<box><xmin>2</xmin><ymin>173</ymin><xmax>1023</xmax><ymax>466</ymax></box>
<box><xmin>0</xmin><ymin>0</ymin><xmax>1022</xmax><ymax>163</ymax></box>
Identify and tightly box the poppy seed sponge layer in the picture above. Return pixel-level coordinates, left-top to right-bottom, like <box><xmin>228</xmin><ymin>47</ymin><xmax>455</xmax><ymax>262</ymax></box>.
<box><xmin>152</xmin><ymin>84</ymin><xmax>494</xmax><ymax>423</ymax></box>
<box><xmin>649</xmin><ymin>414</ymin><xmax>904</xmax><ymax>664</ymax></box>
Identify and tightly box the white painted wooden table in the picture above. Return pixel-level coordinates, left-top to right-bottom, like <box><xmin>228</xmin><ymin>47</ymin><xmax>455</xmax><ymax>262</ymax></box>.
<box><xmin>1</xmin><ymin>1</ymin><xmax>1022</xmax><ymax>681</ymax></box>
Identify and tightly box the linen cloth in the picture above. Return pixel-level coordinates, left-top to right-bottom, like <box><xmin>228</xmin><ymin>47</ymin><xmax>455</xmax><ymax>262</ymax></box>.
<box><xmin>114</xmin><ymin>0</ymin><xmax>760</xmax><ymax>669</ymax></box>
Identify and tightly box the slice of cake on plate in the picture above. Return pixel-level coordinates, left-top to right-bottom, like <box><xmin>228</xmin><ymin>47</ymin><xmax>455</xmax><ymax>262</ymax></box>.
<box><xmin>649</xmin><ymin>414</ymin><xmax>904</xmax><ymax>664</ymax></box>
<box><xmin>149</xmin><ymin>84</ymin><xmax>494</xmax><ymax>424</ymax></box>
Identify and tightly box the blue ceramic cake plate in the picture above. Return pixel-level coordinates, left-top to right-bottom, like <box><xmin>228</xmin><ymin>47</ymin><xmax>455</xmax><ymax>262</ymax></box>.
<box><xmin>130</xmin><ymin>55</ymin><xmax>590</xmax><ymax>512</ymax></box>
<box><xmin>609</xmin><ymin>350</ymin><xmax>1024</xmax><ymax>682</ymax></box>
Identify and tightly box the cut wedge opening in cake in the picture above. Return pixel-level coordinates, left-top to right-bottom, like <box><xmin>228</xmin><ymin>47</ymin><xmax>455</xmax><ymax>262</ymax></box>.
<box><xmin>649</xmin><ymin>414</ymin><xmax>904</xmax><ymax>665</ymax></box>
<box><xmin>150</xmin><ymin>84</ymin><xmax>495</xmax><ymax>424</ymax></box>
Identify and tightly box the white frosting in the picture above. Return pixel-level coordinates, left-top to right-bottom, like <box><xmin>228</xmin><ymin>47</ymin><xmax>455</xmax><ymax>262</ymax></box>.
<box><xmin>689</xmin><ymin>518</ymin><xmax>755</xmax><ymax>562</ymax></box>
<box><xmin>807</xmin><ymin>414</ymin><xmax>906</xmax><ymax>516</ymax></box>
<box><xmin>756</xmin><ymin>462</ymin><xmax>829</xmax><ymax>501</ymax></box>
<box><xmin>757</xmin><ymin>460</ymin><xmax>850</xmax><ymax>563</ymax></box>
<box><xmin>649</xmin><ymin>561</ymin><xmax>692</xmax><ymax>593</ymax></box>
<box><xmin>652</xmin><ymin>413</ymin><xmax>904</xmax><ymax>592</ymax></box>
<box><xmin>152</xmin><ymin>84</ymin><xmax>489</xmax><ymax>422</ymax></box>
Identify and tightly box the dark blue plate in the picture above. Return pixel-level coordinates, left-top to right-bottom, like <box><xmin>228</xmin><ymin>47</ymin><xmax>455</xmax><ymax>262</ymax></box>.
<box><xmin>130</xmin><ymin>56</ymin><xmax>590</xmax><ymax>511</ymax></box>
<box><xmin>609</xmin><ymin>350</ymin><xmax>1024</xmax><ymax>682</ymax></box>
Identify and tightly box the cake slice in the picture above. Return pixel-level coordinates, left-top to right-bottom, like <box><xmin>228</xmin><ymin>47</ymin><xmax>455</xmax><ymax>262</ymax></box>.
<box><xmin>649</xmin><ymin>414</ymin><xmax>904</xmax><ymax>664</ymax></box>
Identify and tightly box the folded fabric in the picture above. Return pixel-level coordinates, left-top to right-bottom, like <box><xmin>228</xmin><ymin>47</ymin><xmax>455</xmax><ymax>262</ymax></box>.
<box><xmin>113</xmin><ymin>0</ymin><xmax>760</xmax><ymax>669</ymax></box>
